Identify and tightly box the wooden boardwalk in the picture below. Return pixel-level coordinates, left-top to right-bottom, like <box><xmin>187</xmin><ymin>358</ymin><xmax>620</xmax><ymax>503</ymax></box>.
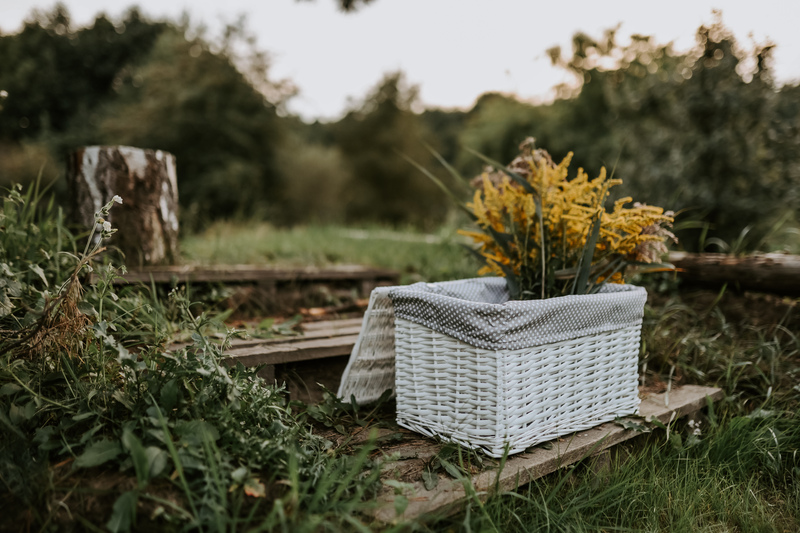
<box><xmin>178</xmin><ymin>318</ymin><xmax>722</xmax><ymax>521</ymax></box>
<box><xmin>107</xmin><ymin>263</ymin><xmax>398</xmax><ymax>287</ymax></box>
<box><xmin>371</xmin><ymin>384</ymin><xmax>723</xmax><ymax>523</ymax></box>
<box><xmin>110</xmin><ymin>264</ymin><xmax>399</xmax><ymax>316</ymax></box>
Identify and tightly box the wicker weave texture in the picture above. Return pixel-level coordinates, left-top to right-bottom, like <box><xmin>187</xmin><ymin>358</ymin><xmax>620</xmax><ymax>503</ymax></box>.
<box><xmin>336</xmin><ymin>288</ymin><xmax>397</xmax><ymax>404</ymax></box>
<box><xmin>394</xmin><ymin>318</ymin><xmax>641</xmax><ymax>457</ymax></box>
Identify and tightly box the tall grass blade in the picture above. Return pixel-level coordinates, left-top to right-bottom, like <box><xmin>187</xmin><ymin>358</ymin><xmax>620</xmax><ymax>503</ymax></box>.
<box><xmin>423</xmin><ymin>142</ymin><xmax>473</xmax><ymax>194</ymax></box>
<box><xmin>572</xmin><ymin>212</ymin><xmax>602</xmax><ymax>295</ymax></box>
<box><xmin>398</xmin><ymin>151</ymin><xmax>476</xmax><ymax>221</ymax></box>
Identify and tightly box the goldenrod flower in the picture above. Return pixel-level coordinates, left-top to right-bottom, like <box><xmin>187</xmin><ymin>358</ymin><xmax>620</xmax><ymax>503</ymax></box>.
<box><xmin>463</xmin><ymin>138</ymin><xmax>675</xmax><ymax>299</ymax></box>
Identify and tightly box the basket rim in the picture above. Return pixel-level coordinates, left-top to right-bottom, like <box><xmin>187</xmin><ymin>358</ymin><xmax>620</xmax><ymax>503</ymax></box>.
<box><xmin>391</xmin><ymin>276</ymin><xmax>643</xmax><ymax>309</ymax></box>
<box><xmin>389</xmin><ymin>278</ymin><xmax>647</xmax><ymax>351</ymax></box>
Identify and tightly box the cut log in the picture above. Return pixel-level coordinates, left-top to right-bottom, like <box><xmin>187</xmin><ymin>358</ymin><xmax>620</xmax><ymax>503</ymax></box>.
<box><xmin>669</xmin><ymin>252</ymin><xmax>800</xmax><ymax>294</ymax></box>
<box><xmin>67</xmin><ymin>145</ymin><xmax>179</xmax><ymax>266</ymax></box>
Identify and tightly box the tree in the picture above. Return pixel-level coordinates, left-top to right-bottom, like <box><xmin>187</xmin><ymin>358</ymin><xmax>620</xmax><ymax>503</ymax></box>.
<box><xmin>97</xmin><ymin>28</ymin><xmax>287</xmax><ymax>228</ymax></box>
<box><xmin>333</xmin><ymin>72</ymin><xmax>448</xmax><ymax>227</ymax></box>
<box><xmin>0</xmin><ymin>5</ymin><xmax>166</xmax><ymax>142</ymax></box>
<box><xmin>523</xmin><ymin>19</ymin><xmax>799</xmax><ymax>250</ymax></box>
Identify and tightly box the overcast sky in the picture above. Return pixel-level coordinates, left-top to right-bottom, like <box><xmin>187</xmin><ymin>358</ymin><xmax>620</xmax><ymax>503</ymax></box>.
<box><xmin>2</xmin><ymin>0</ymin><xmax>799</xmax><ymax>121</ymax></box>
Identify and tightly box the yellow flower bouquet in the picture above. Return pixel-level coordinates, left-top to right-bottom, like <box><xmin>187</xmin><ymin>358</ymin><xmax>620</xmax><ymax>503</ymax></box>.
<box><xmin>411</xmin><ymin>137</ymin><xmax>676</xmax><ymax>300</ymax></box>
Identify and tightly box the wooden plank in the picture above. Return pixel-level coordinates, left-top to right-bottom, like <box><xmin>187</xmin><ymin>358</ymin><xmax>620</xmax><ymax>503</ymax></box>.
<box><xmin>669</xmin><ymin>252</ymin><xmax>800</xmax><ymax>294</ymax></box>
<box><xmin>169</xmin><ymin>318</ymin><xmax>361</xmax><ymax>364</ymax></box>
<box><xmin>302</xmin><ymin>318</ymin><xmax>365</xmax><ymax>331</ymax></box>
<box><xmin>108</xmin><ymin>264</ymin><xmax>399</xmax><ymax>285</ymax></box>
<box><xmin>223</xmin><ymin>325</ymin><xmax>362</xmax><ymax>349</ymax></box>
<box><xmin>224</xmin><ymin>334</ymin><xmax>360</xmax><ymax>366</ymax></box>
<box><xmin>374</xmin><ymin>384</ymin><xmax>724</xmax><ymax>524</ymax></box>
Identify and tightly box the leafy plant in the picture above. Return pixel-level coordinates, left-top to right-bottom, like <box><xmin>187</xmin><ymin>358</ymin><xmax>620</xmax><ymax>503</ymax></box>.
<box><xmin>0</xmin><ymin>183</ymin><xmax>383</xmax><ymax>531</ymax></box>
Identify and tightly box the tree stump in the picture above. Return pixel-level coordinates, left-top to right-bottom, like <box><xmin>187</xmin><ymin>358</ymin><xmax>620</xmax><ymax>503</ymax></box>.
<box><xmin>67</xmin><ymin>146</ymin><xmax>179</xmax><ymax>266</ymax></box>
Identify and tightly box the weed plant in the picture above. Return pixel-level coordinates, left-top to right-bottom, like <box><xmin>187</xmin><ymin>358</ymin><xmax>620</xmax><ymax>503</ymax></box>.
<box><xmin>0</xmin><ymin>185</ymin><xmax>383</xmax><ymax>531</ymax></box>
<box><xmin>2</xmin><ymin>181</ymin><xmax>799</xmax><ymax>531</ymax></box>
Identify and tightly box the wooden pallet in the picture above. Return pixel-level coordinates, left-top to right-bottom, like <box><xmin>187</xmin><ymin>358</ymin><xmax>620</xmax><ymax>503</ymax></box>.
<box><xmin>181</xmin><ymin>319</ymin><xmax>722</xmax><ymax>522</ymax></box>
<box><xmin>107</xmin><ymin>264</ymin><xmax>398</xmax><ymax>287</ymax></box>
<box><xmin>372</xmin><ymin>384</ymin><xmax>723</xmax><ymax>523</ymax></box>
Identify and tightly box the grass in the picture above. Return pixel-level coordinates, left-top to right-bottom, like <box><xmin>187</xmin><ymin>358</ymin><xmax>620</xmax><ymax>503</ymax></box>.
<box><xmin>180</xmin><ymin>221</ymin><xmax>479</xmax><ymax>284</ymax></box>
<box><xmin>2</xmin><ymin>185</ymin><xmax>799</xmax><ymax>531</ymax></box>
<box><xmin>435</xmin><ymin>413</ymin><xmax>799</xmax><ymax>532</ymax></box>
<box><xmin>182</xmin><ymin>222</ymin><xmax>800</xmax><ymax>531</ymax></box>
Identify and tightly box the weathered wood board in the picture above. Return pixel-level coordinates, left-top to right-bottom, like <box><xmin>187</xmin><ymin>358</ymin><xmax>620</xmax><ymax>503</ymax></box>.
<box><xmin>372</xmin><ymin>384</ymin><xmax>723</xmax><ymax>524</ymax></box>
<box><xmin>108</xmin><ymin>264</ymin><xmax>399</xmax><ymax>285</ymax></box>
<box><xmin>108</xmin><ymin>264</ymin><xmax>399</xmax><ymax>316</ymax></box>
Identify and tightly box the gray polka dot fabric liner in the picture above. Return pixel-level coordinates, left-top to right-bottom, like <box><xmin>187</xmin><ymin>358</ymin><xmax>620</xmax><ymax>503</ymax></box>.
<box><xmin>388</xmin><ymin>277</ymin><xmax>648</xmax><ymax>351</ymax></box>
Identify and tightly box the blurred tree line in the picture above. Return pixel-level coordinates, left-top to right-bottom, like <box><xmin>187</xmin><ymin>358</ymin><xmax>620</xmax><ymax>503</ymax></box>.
<box><xmin>1</xmin><ymin>6</ymin><xmax>798</xmax><ymax>249</ymax></box>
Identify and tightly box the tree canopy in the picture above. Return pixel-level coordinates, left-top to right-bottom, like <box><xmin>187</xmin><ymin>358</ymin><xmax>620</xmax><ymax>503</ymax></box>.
<box><xmin>1</xmin><ymin>6</ymin><xmax>797</xmax><ymax>249</ymax></box>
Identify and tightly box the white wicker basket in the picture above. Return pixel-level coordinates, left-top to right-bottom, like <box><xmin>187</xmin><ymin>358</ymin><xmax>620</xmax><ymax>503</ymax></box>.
<box><xmin>394</xmin><ymin>319</ymin><xmax>641</xmax><ymax>457</ymax></box>
<box><xmin>338</xmin><ymin>278</ymin><xmax>646</xmax><ymax>458</ymax></box>
<box><xmin>389</xmin><ymin>278</ymin><xmax>645</xmax><ymax>457</ymax></box>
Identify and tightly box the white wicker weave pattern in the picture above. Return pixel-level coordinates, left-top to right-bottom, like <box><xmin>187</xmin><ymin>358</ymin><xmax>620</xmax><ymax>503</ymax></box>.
<box><xmin>336</xmin><ymin>288</ymin><xmax>397</xmax><ymax>404</ymax></box>
<box><xmin>394</xmin><ymin>318</ymin><xmax>642</xmax><ymax>457</ymax></box>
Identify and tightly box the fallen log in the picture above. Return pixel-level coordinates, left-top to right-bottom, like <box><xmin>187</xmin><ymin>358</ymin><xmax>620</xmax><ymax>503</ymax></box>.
<box><xmin>669</xmin><ymin>252</ymin><xmax>800</xmax><ymax>294</ymax></box>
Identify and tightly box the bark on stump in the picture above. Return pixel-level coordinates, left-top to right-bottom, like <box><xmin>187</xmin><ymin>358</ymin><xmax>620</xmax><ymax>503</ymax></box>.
<box><xmin>67</xmin><ymin>146</ymin><xmax>179</xmax><ymax>266</ymax></box>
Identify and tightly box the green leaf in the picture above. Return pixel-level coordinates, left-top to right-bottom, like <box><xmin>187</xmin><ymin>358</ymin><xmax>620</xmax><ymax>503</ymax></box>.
<box><xmin>122</xmin><ymin>428</ymin><xmax>149</xmax><ymax>487</ymax></box>
<box><xmin>422</xmin><ymin>468</ymin><xmax>438</xmax><ymax>490</ymax></box>
<box><xmin>160</xmin><ymin>380</ymin><xmax>180</xmax><ymax>411</ymax></box>
<box><xmin>394</xmin><ymin>493</ymin><xmax>409</xmax><ymax>516</ymax></box>
<box><xmin>0</xmin><ymin>383</ymin><xmax>22</xmax><ymax>396</ymax></box>
<box><xmin>77</xmin><ymin>301</ymin><xmax>98</xmax><ymax>317</ymax></box>
<box><xmin>175</xmin><ymin>420</ymin><xmax>219</xmax><ymax>446</ymax></box>
<box><xmin>28</xmin><ymin>263</ymin><xmax>48</xmax><ymax>286</ymax></box>
<box><xmin>572</xmin><ymin>212</ymin><xmax>603</xmax><ymax>295</ymax></box>
<box><xmin>75</xmin><ymin>438</ymin><xmax>122</xmax><ymax>468</ymax></box>
<box><xmin>0</xmin><ymin>408</ymin><xmax>27</xmax><ymax>440</ymax></box>
<box><xmin>9</xmin><ymin>401</ymin><xmax>36</xmax><ymax>423</ymax></box>
<box><xmin>231</xmin><ymin>466</ymin><xmax>249</xmax><ymax>484</ymax></box>
<box><xmin>106</xmin><ymin>490</ymin><xmax>138</xmax><ymax>533</ymax></box>
<box><xmin>438</xmin><ymin>458</ymin><xmax>463</xmax><ymax>479</ymax></box>
<box><xmin>496</xmin><ymin>263</ymin><xmax>521</xmax><ymax>300</ymax></box>
<box><xmin>112</xmin><ymin>390</ymin><xmax>134</xmax><ymax>411</ymax></box>
<box><xmin>615</xmin><ymin>418</ymin><xmax>652</xmax><ymax>433</ymax></box>
<box><xmin>145</xmin><ymin>446</ymin><xmax>168</xmax><ymax>479</ymax></box>
<box><xmin>257</xmin><ymin>318</ymin><xmax>275</xmax><ymax>330</ymax></box>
